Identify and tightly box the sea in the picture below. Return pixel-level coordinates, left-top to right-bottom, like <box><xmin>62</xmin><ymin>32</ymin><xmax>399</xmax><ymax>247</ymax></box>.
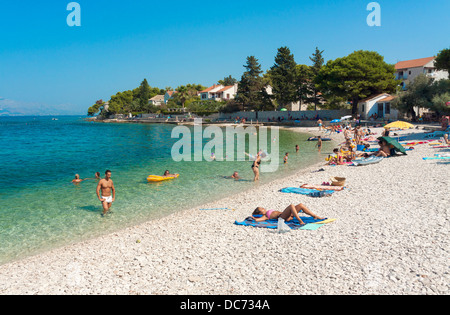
<box><xmin>0</xmin><ymin>116</ymin><xmax>334</xmax><ymax>265</ymax></box>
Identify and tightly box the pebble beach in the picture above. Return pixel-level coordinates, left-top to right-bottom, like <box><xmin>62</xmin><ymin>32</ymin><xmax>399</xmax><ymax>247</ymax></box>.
<box><xmin>0</xmin><ymin>126</ymin><xmax>448</xmax><ymax>295</ymax></box>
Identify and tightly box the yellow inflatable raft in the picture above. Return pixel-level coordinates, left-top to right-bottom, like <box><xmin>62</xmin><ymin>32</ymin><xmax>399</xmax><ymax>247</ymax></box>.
<box><xmin>147</xmin><ymin>174</ymin><xmax>179</xmax><ymax>182</ymax></box>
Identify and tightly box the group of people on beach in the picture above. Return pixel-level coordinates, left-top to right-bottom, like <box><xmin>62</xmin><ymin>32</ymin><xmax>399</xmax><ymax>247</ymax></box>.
<box><xmin>72</xmin><ymin>169</ymin><xmax>181</xmax><ymax>216</ymax></box>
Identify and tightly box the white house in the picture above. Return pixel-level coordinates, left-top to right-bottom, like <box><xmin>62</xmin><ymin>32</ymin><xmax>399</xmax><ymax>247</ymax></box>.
<box><xmin>358</xmin><ymin>93</ymin><xmax>399</xmax><ymax>120</ymax></box>
<box><xmin>395</xmin><ymin>56</ymin><xmax>448</xmax><ymax>89</ymax></box>
<box><xmin>149</xmin><ymin>95</ymin><xmax>165</xmax><ymax>106</ymax></box>
<box><xmin>199</xmin><ymin>84</ymin><xmax>238</xmax><ymax>101</ymax></box>
<box><xmin>164</xmin><ymin>91</ymin><xmax>177</xmax><ymax>104</ymax></box>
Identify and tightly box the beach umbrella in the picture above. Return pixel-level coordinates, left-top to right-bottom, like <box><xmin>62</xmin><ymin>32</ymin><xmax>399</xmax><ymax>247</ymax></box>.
<box><xmin>384</xmin><ymin>121</ymin><xmax>414</xmax><ymax>130</ymax></box>
<box><xmin>340</xmin><ymin>115</ymin><xmax>352</xmax><ymax>121</ymax></box>
<box><xmin>280</xmin><ymin>108</ymin><xmax>288</xmax><ymax>112</ymax></box>
<box><xmin>378</xmin><ymin>136</ymin><xmax>407</xmax><ymax>155</ymax></box>
<box><xmin>330</xmin><ymin>119</ymin><xmax>341</xmax><ymax>123</ymax></box>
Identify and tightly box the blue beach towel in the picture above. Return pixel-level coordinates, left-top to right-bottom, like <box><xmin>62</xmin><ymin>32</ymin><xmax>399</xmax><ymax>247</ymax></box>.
<box><xmin>280</xmin><ymin>187</ymin><xmax>335</xmax><ymax>197</ymax></box>
<box><xmin>234</xmin><ymin>216</ymin><xmax>328</xmax><ymax>230</ymax></box>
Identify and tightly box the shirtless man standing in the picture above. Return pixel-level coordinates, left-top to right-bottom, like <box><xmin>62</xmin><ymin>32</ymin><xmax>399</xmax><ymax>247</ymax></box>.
<box><xmin>96</xmin><ymin>170</ymin><xmax>116</xmax><ymax>216</ymax></box>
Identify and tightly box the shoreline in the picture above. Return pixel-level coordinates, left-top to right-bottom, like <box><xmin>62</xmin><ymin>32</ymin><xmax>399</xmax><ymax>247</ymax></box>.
<box><xmin>0</xmin><ymin>125</ymin><xmax>325</xmax><ymax>266</ymax></box>
<box><xmin>0</xmin><ymin>127</ymin><xmax>448</xmax><ymax>294</ymax></box>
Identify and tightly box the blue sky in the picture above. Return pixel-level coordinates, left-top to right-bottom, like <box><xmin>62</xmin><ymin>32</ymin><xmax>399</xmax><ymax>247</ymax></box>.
<box><xmin>0</xmin><ymin>0</ymin><xmax>449</xmax><ymax>115</ymax></box>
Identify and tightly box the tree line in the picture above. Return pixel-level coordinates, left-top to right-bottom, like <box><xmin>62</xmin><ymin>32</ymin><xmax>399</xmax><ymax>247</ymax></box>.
<box><xmin>88</xmin><ymin>47</ymin><xmax>450</xmax><ymax>118</ymax></box>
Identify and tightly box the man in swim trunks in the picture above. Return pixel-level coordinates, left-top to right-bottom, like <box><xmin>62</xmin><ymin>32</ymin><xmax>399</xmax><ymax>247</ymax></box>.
<box><xmin>96</xmin><ymin>170</ymin><xmax>116</xmax><ymax>216</ymax></box>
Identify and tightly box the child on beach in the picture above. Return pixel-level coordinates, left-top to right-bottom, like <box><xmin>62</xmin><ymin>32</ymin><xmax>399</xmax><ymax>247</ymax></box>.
<box><xmin>316</xmin><ymin>136</ymin><xmax>322</xmax><ymax>153</ymax></box>
<box><xmin>295</xmin><ymin>145</ymin><xmax>299</xmax><ymax>153</ymax></box>
<box><xmin>251</xmin><ymin>203</ymin><xmax>324</xmax><ymax>225</ymax></box>
<box><xmin>284</xmin><ymin>153</ymin><xmax>289</xmax><ymax>164</ymax></box>
<box><xmin>328</xmin><ymin>148</ymin><xmax>344</xmax><ymax>165</ymax></box>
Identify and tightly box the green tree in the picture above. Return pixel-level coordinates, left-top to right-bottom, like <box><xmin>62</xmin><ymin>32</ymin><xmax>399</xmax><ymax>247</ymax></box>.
<box><xmin>138</xmin><ymin>78</ymin><xmax>151</xmax><ymax>111</ymax></box>
<box><xmin>172</xmin><ymin>84</ymin><xmax>205</xmax><ymax>109</ymax></box>
<box><xmin>435</xmin><ymin>48</ymin><xmax>450</xmax><ymax>79</ymax></box>
<box><xmin>235</xmin><ymin>56</ymin><xmax>265</xmax><ymax>111</ymax></box>
<box><xmin>308</xmin><ymin>47</ymin><xmax>325</xmax><ymax>110</ymax></box>
<box><xmin>316</xmin><ymin>50</ymin><xmax>399</xmax><ymax>115</ymax></box>
<box><xmin>295</xmin><ymin>64</ymin><xmax>312</xmax><ymax>109</ymax></box>
<box><xmin>108</xmin><ymin>90</ymin><xmax>134</xmax><ymax>114</ymax></box>
<box><xmin>391</xmin><ymin>74</ymin><xmax>434</xmax><ymax>120</ymax></box>
<box><xmin>87</xmin><ymin>100</ymin><xmax>104</xmax><ymax>116</ymax></box>
<box><xmin>430</xmin><ymin>79</ymin><xmax>450</xmax><ymax>115</ymax></box>
<box><xmin>269</xmin><ymin>47</ymin><xmax>298</xmax><ymax>109</ymax></box>
<box><xmin>218</xmin><ymin>75</ymin><xmax>238</xmax><ymax>86</ymax></box>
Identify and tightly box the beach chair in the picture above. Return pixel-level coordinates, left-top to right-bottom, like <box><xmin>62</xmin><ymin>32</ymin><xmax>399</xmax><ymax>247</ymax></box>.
<box><xmin>425</xmin><ymin>127</ymin><xmax>450</xmax><ymax>139</ymax></box>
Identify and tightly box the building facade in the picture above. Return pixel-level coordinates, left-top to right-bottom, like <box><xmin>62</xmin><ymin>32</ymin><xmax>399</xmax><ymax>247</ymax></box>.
<box><xmin>395</xmin><ymin>57</ymin><xmax>448</xmax><ymax>89</ymax></box>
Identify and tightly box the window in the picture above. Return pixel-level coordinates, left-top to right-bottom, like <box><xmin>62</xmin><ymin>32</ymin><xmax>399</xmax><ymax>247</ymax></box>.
<box><xmin>385</xmin><ymin>102</ymin><xmax>391</xmax><ymax>114</ymax></box>
<box><xmin>227</xmin><ymin>94</ymin><xmax>230</xmax><ymax>99</ymax></box>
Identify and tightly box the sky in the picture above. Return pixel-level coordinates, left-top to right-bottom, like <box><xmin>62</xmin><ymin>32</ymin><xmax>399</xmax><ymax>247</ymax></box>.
<box><xmin>0</xmin><ymin>0</ymin><xmax>449</xmax><ymax>115</ymax></box>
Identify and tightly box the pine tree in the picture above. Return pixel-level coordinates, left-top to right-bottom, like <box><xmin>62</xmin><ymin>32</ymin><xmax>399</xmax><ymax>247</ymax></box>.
<box><xmin>139</xmin><ymin>78</ymin><xmax>151</xmax><ymax>112</ymax></box>
<box><xmin>236</xmin><ymin>56</ymin><xmax>265</xmax><ymax>111</ymax></box>
<box><xmin>218</xmin><ymin>75</ymin><xmax>238</xmax><ymax>86</ymax></box>
<box><xmin>308</xmin><ymin>47</ymin><xmax>325</xmax><ymax>110</ymax></box>
<box><xmin>269</xmin><ymin>47</ymin><xmax>298</xmax><ymax>109</ymax></box>
<box><xmin>316</xmin><ymin>50</ymin><xmax>398</xmax><ymax>115</ymax></box>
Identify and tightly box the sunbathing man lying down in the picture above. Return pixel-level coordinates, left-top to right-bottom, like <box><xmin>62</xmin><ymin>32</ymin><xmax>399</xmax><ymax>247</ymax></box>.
<box><xmin>252</xmin><ymin>204</ymin><xmax>324</xmax><ymax>225</ymax></box>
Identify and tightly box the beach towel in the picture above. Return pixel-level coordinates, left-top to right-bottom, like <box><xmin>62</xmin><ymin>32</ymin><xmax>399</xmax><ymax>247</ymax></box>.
<box><xmin>279</xmin><ymin>187</ymin><xmax>335</xmax><ymax>196</ymax></box>
<box><xmin>234</xmin><ymin>216</ymin><xmax>330</xmax><ymax>230</ymax></box>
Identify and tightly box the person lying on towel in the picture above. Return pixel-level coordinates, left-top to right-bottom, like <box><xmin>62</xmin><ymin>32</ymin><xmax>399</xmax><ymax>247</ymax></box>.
<box><xmin>252</xmin><ymin>204</ymin><xmax>324</xmax><ymax>225</ymax></box>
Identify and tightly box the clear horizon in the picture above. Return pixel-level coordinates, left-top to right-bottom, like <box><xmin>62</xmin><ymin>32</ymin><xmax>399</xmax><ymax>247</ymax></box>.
<box><xmin>1</xmin><ymin>0</ymin><xmax>449</xmax><ymax>115</ymax></box>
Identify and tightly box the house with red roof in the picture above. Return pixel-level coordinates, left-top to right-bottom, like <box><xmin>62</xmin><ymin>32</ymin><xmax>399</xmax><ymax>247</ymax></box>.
<box><xmin>395</xmin><ymin>57</ymin><xmax>448</xmax><ymax>88</ymax></box>
<box><xmin>164</xmin><ymin>90</ymin><xmax>177</xmax><ymax>104</ymax></box>
<box><xmin>199</xmin><ymin>84</ymin><xmax>238</xmax><ymax>101</ymax></box>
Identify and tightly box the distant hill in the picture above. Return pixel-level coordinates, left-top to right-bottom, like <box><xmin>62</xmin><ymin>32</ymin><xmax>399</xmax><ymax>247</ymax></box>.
<box><xmin>0</xmin><ymin>99</ymin><xmax>83</xmax><ymax>116</ymax></box>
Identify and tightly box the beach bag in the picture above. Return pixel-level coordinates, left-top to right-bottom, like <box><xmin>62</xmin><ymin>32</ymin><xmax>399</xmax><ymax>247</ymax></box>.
<box><xmin>277</xmin><ymin>218</ymin><xmax>291</xmax><ymax>234</ymax></box>
<box><xmin>330</xmin><ymin>177</ymin><xmax>346</xmax><ymax>187</ymax></box>
<box><xmin>308</xmin><ymin>191</ymin><xmax>333</xmax><ymax>198</ymax></box>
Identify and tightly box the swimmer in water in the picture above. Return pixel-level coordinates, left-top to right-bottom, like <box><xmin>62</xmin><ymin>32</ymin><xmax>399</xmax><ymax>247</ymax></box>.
<box><xmin>71</xmin><ymin>174</ymin><xmax>84</xmax><ymax>184</ymax></box>
<box><xmin>163</xmin><ymin>170</ymin><xmax>178</xmax><ymax>178</ymax></box>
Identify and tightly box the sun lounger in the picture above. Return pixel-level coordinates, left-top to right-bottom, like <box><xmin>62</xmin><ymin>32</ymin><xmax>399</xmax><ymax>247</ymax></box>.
<box><xmin>425</xmin><ymin>127</ymin><xmax>450</xmax><ymax>139</ymax></box>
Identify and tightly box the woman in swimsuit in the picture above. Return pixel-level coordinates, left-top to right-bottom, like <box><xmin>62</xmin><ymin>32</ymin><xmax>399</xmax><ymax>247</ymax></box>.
<box><xmin>252</xmin><ymin>203</ymin><xmax>324</xmax><ymax>225</ymax></box>
<box><xmin>252</xmin><ymin>153</ymin><xmax>262</xmax><ymax>182</ymax></box>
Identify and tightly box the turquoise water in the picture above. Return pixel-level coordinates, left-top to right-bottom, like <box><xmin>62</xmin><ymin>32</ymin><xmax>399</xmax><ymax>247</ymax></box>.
<box><xmin>0</xmin><ymin>116</ymin><xmax>333</xmax><ymax>264</ymax></box>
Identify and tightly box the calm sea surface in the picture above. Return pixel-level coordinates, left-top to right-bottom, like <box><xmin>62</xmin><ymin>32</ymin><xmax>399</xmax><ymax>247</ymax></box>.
<box><xmin>0</xmin><ymin>116</ymin><xmax>333</xmax><ymax>264</ymax></box>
